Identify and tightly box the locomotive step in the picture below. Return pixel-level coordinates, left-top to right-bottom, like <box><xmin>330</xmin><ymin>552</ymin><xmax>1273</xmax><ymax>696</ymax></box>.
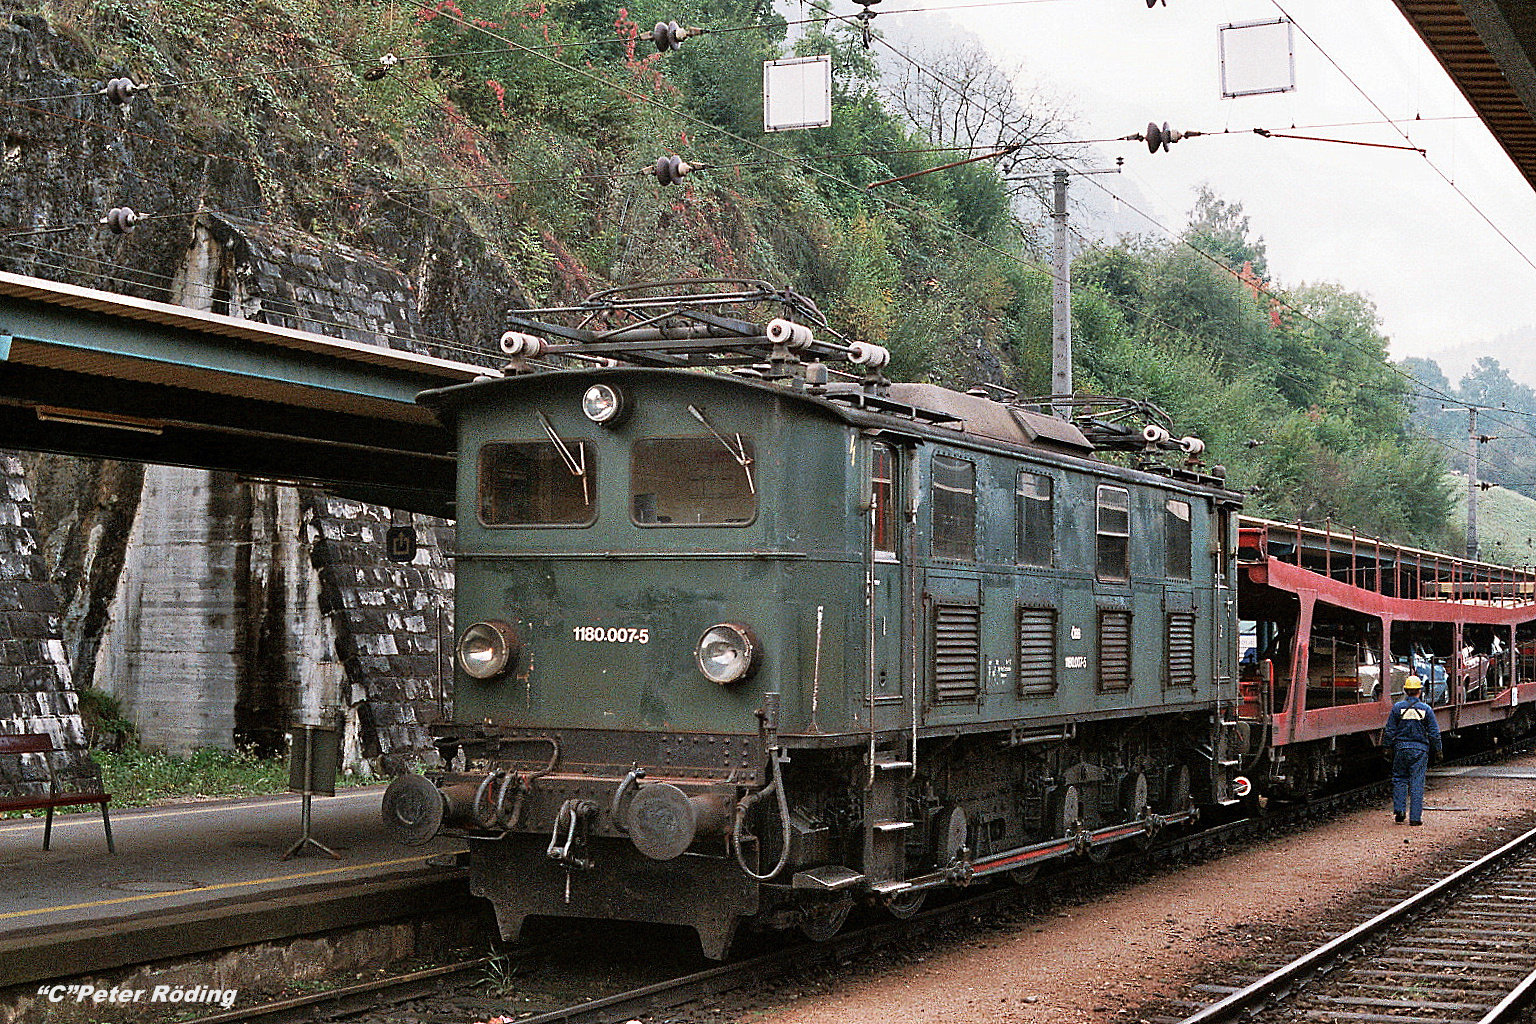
<box><xmin>872</xmin><ymin>820</ymin><xmax>916</xmax><ymax>832</ymax></box>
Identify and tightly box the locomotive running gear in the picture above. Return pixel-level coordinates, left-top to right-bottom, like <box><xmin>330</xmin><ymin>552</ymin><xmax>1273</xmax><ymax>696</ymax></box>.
<box><xmin>1385</xmin><ymin>693</ymin><xmax>1441</xmax><ymax>825</ymax></box>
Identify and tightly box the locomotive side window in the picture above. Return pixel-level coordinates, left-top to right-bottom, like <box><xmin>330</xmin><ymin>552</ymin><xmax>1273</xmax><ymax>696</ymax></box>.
<box><xmin>1096</xmin><ymin>485</ymin><xmax>1130</xmax><ymax>581</ymax></box>
<box><xmin>631</xmin><ymin>437</ymin><xmax>757</xmax><ymax>525</ymax></box>
<box><xmin>872</xmin><ymin>444</ymin><xmax>897</xmax><ymax>557</ymax></box>
<box><xmin>479</xmin><ymin>441</ymin><xmax>596</xmax><ymax>526</ymax></box>
<box><xmin>931</xmin><ymin>454</ymin><xmax>975</xmax><ymax>560</ymax></box>
<box><xmin>1016</xmin><ymin>471</ymin><xmax>1053</xmax><ymax>567</ymax></box>
<box><xmin>1165</xmin><ymin>499</ymin><xmax>1192</xmax><ymax>580</ymax></box>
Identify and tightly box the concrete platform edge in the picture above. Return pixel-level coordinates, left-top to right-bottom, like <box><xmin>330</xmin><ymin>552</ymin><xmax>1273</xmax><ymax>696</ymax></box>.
<box><xmin>0</xmin><ymin>869</ymin><xmax>473</xmax><ymax>988</ymax></box>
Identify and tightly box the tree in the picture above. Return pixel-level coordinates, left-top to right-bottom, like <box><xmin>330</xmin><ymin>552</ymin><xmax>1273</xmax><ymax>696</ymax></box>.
<box><xmin>1183</xmin><ymin>185</ymin><xmax>1267</xmax><ymax>278</ymax></box>
<box><xmin>1276</xmin><ymin>282</ymin><xmax>1408</xmax><ymax>438</ymax></box>
<box><xmin>877</xmin><ymin>37</ymin><xmax>1073</xmax><ymax>207</ymax></box>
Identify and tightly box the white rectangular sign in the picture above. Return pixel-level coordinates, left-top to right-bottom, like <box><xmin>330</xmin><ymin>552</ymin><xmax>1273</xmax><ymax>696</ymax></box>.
<box><xmin>1219</xmin><ymin>18</ymin><xmax>1295</xmax><ymax>98</ymax></box>
<box><xmin>763</xmin><ymin>55</ymin><xmax>832</xmax><ymax>132</ymax></box>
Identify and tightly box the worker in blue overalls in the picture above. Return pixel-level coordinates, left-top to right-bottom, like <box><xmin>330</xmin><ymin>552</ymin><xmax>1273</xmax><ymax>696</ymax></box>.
<box><xmin>1383</xmin><ymin>675</ymin><xmax>1442</xmax><ymax>825</ymax></box>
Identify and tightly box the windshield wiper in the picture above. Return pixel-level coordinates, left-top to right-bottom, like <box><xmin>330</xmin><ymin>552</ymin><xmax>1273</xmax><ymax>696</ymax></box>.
<box><xmin>536</xmin><ymin>410</ymin><xmax>590</xmax><ymax>505</ymax></box>
<box><xmin>688</xmin><ymin>404</ymin><xmax>755</xmax><ymax>495</ymax></box>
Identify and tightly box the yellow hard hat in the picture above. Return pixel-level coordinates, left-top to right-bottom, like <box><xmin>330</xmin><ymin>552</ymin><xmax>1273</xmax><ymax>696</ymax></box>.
<box><xmin>1404</xmin><ymin>675</ymin><xmax>1423</xmax><ymax>691</ymax></box>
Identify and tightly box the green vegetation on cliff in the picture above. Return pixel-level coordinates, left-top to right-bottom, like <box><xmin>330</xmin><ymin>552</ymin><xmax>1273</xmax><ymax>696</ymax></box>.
<box><xmin>6</xmin><ymin>0</ymin><xmax>1456</xmax><ymax>546</ymax></box>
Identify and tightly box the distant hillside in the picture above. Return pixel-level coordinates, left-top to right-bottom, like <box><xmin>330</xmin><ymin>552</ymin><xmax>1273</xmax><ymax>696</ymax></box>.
<box><xmin>1447</xmin><ymin>472</ymin><xmax>1536</xmax><ymax>567</ymax></box>
<box><xmin>1425</xmin><ymin>326</ymin><xmax>1536</xmax><ymax>391</ymax></box>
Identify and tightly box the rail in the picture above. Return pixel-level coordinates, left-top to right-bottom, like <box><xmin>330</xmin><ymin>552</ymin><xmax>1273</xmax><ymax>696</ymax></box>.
<box><xmin>1176</xmin><ymin>820</ymin><xmax>1536</xmax><ymax>1023</ymax></box>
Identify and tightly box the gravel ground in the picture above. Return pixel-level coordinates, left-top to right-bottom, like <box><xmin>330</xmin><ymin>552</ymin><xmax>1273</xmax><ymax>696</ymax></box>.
<box><xmin>729</xmin><ymin>755</ymin><xmax>1536</xmax><ymax>1024</ymax></box>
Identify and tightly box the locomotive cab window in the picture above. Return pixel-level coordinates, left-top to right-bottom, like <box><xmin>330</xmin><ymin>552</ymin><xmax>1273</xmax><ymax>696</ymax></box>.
<box><xmin>872</xmin><ymin>443</ymin><xmax>897</xmax><ymax>558</ymax></box>
<box><xmin>1096</xmin><ymin>485</ymin><xmax>1130</xmax><ymax>581</ymax></box>
<box><xmin>479</xmin><ymin>441</ymin><xmax>596</xmax><ymax>526</ymax></box>
<box><xmin>631</xmin><ymin>436</ymin><xmax>757</xmax><ymax>525</ymax></box>
<box><xmin>1017</xmin><ymin>471</ymin><xmax>1053</xmax><ymax>567</ymax></box>
<box><xmin>1165</xmin><ymin>499</ymin><xmax>1192</xmax><ymax>580</ymax></box>
<box><xmin>931</xmin><ymin>454</ymin><xmax>976</xmax><ymax>561</ymax></box>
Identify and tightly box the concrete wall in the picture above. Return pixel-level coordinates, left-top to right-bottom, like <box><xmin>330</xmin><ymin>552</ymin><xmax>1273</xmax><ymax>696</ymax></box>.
<box><xmin>93</xmin><ymin>468</ymin><xmax>246</xmax><ymax>752</ymax></box>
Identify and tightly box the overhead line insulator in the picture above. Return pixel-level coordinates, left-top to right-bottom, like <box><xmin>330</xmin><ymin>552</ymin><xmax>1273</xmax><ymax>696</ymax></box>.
<box><xmin>1120</xmin><ymin>121</ymin><xmax>1203</xmax><ymax>153</ymax></box>
<box><xmin>649</xmin><ymin>154</ymin><xmax>695</xmax><ymax>186</ymax></box>
<box><xmin>651</xmin><ymin>21</ymin><xmax>704</xmax><ymax>51</ymax></box>
<box><xmin>100</xmin><ymin>207</ymin><xmax>139</xmax><ymax>234</ymax></box>
<box><xmin>363</xmin><ymin>53</ymin><xmax>400</xmax><ymax>82</ymax></box>
<box><xmin>101</xmin><ymin>77</ymin><xmax>137</xmax><ymax>105</ymax></box>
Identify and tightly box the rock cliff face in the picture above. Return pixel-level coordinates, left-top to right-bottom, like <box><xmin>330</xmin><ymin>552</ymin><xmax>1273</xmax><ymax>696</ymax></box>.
<box><xmin>0</xmin><ymin>456</ymin><xmax>91</xmax><ymax>790</ymax></box>
<box><xmin>0</xmin><ymin>12</ymin><xmax>505</xmax><ymax>772</ymax></box>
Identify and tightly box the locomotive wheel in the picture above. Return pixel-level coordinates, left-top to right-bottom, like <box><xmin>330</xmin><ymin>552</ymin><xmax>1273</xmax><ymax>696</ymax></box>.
<box><xmin>799</xmin><ymin>897</ymin><xmax>852</xmax><ymax>942</ymax></box>
<box><xmin>884</xmin><ymin>889</ymin><xmax>927</xmax><ymax>919</ymax></box>
<box><xmin>1052</xmin><ymin>784</ymin><xmax>1080</xmax><ymax>837</ymax></box>
<box><xmin>1121</xmin><ymin>772</ymin><xmax>1149</xmax><ymax>818</ymax></box>
<box><xmin>935</xmin><ymin>805</ymin><xmax>968</xmax><ymax>863</ymax></box>
<box><xmin>1165</xmin><ymin>765</ymin><xmax>1191</xmax><ymax>812</ymax></box>
<box><xmin>1007</xmin><ymin>864</ymin><xmax>1039</xmax><ymax>886</ymax></box>
<box><xmin>1122</xmin><ymin>772</ymin><xmax>1154</xmax><ymax>851</ymax></box>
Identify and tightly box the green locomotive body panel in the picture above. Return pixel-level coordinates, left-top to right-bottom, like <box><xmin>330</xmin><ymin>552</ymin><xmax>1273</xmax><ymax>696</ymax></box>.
<box><xmin>437</xmin><ymin>367</ymin><xmax>1237</xmax><ymax>746</ymax></box>
<box><xmin>394</xmin><ymin>298</ymin><xmax>1244</xmax><ymax>958</ymax></box>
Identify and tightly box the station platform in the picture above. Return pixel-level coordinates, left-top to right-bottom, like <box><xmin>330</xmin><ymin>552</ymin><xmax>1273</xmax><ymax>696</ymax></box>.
<box><xmin>0</xmin><ymin>787</ymin><xmax>470</xmax><ymax>988</ymax></box>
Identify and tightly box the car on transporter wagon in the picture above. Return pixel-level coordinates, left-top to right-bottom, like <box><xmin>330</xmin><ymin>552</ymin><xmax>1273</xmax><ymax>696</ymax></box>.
<box><xmin>380</xmin><ymin>278</ymin><xmax>1247</xmax><ymax>958</ymax></box>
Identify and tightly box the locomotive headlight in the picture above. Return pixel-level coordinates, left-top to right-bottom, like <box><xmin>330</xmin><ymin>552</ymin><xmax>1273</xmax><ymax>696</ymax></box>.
<box><xmin>696</xmin><ymin>623</ymin><xmax>759</xmax><ymax>685</ymax></box>
<box><xmin>457</xmin><ymin>620</ymin><xmax>520</xmax><ymax>680</ymax></box>
<box><xmin>581</xmin><ymin>384</ymin><xmax>629</xmax><ymax>426</ymax></box>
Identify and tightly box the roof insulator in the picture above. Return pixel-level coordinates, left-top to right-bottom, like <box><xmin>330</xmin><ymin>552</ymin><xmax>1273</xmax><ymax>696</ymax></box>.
<box><xmin>847</xmin><ymin>340</ymin><xmax>890</xmax><ymax>369</ymax></box>
<box><xmin>101</xmin><ymin>207</ymin><xmax>139</xmax><ymax>234</ymax></box>
<box><xmin>650</xmin><ymin>154</ymin><xmax>694</xmax><ymax>186</ymax></box>
<box><xmin>363</xmin><ymin>53</ymin><xmax>399</xmax><ymax>82</ymax></box>
<box><xmin>102</xmin><ymin>77</ymin><xmax>138</xmax><ymax>105</ymax></box>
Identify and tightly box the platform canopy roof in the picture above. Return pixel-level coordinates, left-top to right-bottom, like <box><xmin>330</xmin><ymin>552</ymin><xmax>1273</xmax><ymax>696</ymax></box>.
<box><xmin>1394</xmin><ymin>0</ymin><xmax>1536</xmax><ymax>191</ymax></box>
<box><xmin>0</xmin><ymin>271</ymin><xmax>498</xmax><ymax>517</ymax></box>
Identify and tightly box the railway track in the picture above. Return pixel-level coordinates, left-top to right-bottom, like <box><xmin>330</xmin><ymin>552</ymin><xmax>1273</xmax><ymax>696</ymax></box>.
<box><xmin>1168</xmin><ymin>821</ymin><xmax>1536</xmax><ymax>1024</ymax></box>
<box><xmin>186</xmin><ymin>746</ymin><xmax>1534</xmax><ymax>1024</ymax></box>
<box><xmin>189</xmin><ymin>774</ymin><xmax>1405</xmax><ymax>1024</ymax></box>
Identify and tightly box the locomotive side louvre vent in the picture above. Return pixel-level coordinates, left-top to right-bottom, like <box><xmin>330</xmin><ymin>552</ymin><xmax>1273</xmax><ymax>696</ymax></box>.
<box><xmin>1166</xmin><ymin>611</ymin><xmax>1196</xmax><ymax>688</ymax></box>
<box><xmin>1017</xmin><ymin>606</ymin><xmax>1057</xmax><ymax>697</ymax></box>
<box><xmin>1098</xmin><ymin>609</ymin><xmax>1132</xmax><ymax>692</ymax></box>
<box><xmin>932</xmin><ymin>603</ymin><xmax>981</xmax><ymax>703</ymax></box>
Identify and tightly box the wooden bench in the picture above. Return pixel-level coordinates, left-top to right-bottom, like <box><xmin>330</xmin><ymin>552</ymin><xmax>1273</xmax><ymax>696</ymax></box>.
<box><xmin>0</xmin><ymin>734</ymin><xmax>115</xmax><ymax>853</ymax></box>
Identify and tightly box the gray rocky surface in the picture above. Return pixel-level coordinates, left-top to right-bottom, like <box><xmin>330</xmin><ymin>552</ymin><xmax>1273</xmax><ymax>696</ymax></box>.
<box><xmin>0</xmin><ymin>11</ymin><xmax>507</xmax><ymax>773</ymax></box>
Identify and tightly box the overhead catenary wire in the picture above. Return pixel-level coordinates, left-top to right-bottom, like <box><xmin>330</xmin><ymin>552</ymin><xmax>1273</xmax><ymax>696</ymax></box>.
<box><xmin>1268</xmin><ymin>0</ymin><xmax>1536</xmax><ymax>279</ymax></box>
<box><xmin>0</xmin><ymin>8</ymin><xmax>1439</xmax><ymax>421</ymax></box>
<box><xmin>5</xmin><ymin>13</ymin><xmax>1526</xmax><ymax>521</ymax></box>
<box><xmin>2</xmin><ymin>0</ymin><xmax>1523</xmax><ymax>469</ymax></box>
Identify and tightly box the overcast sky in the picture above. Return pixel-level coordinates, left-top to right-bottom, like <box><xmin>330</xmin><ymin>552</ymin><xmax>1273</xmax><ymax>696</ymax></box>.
<box><xmin>854</xmin><ymin>0</ymin><xmax>1536</xmax><ymax>382</ymax></box>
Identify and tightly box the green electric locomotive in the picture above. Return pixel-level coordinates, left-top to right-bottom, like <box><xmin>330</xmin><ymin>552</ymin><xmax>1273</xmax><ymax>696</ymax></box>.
<box><xmin>382</xmin><ymin>280</ymin><xmax>1244</xmax><ymax>958</ymax></box>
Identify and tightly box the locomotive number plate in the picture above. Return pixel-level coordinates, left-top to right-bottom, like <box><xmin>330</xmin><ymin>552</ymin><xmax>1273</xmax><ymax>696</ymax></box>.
<box><xmin>572</xmin><ymin>626</ymin><xmax>650</xmax><ymax>644</ymax></box>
